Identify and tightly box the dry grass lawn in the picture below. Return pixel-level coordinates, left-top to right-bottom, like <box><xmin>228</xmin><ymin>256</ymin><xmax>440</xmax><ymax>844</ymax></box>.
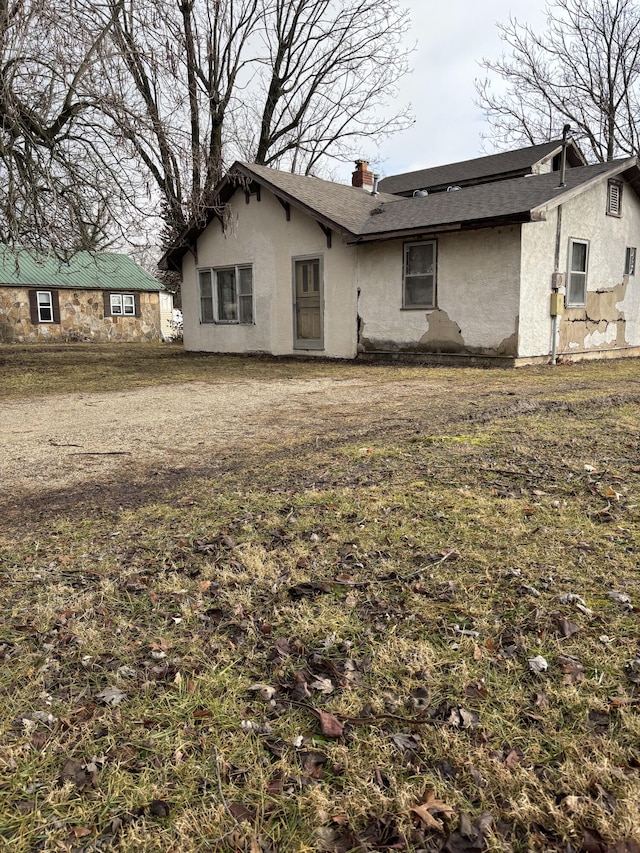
<box><xmin>1</xmin><ymin>344</ymin><xmax>640</xmax><ymax>853</ymax></box>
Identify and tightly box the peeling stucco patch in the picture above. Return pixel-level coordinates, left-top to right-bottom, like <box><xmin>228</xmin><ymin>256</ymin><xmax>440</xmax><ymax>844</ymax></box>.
<box><xmin>418</xmin><ymin>309</ymin><xmax>465</xmax><ymax>353</ymax></box>
<box><xmin>496</xmin><ymin>318</ymin><xmax>519</xmax><ymax>357</ymax></box>
<box><xmin>559</xmin><ymin>279</ymin><xmax>629</xmax><ymax>352</ymax></box>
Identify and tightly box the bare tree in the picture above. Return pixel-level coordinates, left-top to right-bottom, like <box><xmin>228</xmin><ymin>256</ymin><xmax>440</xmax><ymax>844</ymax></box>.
<box><xmin>476</xmin><ymin>0</ymin><xmax>640</xmax><ymax>161</ymax></box>
<box><xmin>248</xmin><ymin>0</ymin><xmax>412</xmax><ymax>174</ymax></box>
<box><xmin>103</xmin><ymin>0</ymin><xmax>265</xmax><ymax>244</ymax></box>
<box><xmin>103</xmin><ymin>0</ymin><xmax>412</xmax><ymax>246</ymax></box>
<box><xmin>0</xmin><ymin>0</ymin><xmax>143</xmax><ymax>253</ymax></box>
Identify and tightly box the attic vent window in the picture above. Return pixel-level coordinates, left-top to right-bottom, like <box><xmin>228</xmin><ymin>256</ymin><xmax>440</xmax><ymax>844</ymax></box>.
<box><xmin>607</xmin><ymin>180</ymin><xmax>623</xmax><ymax>216</ymax></box>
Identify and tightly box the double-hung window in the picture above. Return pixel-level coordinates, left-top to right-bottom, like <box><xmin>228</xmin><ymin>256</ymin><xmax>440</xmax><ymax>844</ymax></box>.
<box><xmin>198</xmin><ymin>266</ymin><xmax>254</xmax><ymax>324</ymax></box>
<box><xmin>625</xmin><ymin>247</ymin><xmax>636</xmax><ymax>276</ymax></box>
<box><xmin>28</xmin><ymin>289</ymin><xmax>59</xmax><ymax>324</ymax></box>
<box><xmin>37</xmin><ymin>291</ymin><xmax>53</xmax><ymax>322</ymax></box>
<box><xmin>104</xmin><ymin>292</ymin><xmax>139</xmax><ymax>317</ymax></box>
<box><xmin>110</xmin><ymin>293</ymin><xmax>136</xmax><ymax>315</ymax></box>
<box><xmin>566</xmin><ymin>238</ymin><xmax>589</xmax><ymax>307</ymax></box>
<box><xmin>403</xmin><ymin>240</ymin><xmax>436</xmax><ymax>309</ymax></box>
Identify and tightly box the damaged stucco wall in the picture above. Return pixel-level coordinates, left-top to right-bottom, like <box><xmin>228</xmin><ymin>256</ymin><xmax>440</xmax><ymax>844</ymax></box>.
<box><xmin>356</xmin><ymin>226</ymin><xmax>521</xmax><ymax>356</ymax></box>
<box><xmin>521</xmin><ymin>175</ymin><xmax>640</xmax><ymax>358</ymax></box>
<box><xmin>558</xmin><ymin>177</ymin><xmax>640</xmax><ymax>355</ymax></box>
<box><xmin>183</xmin><ymin>188</ymin><xmax>358</xmax><ymax>358</ymax></box>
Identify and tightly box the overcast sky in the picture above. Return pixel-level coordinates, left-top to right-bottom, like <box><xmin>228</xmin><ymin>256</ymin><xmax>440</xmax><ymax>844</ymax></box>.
<box><xmin>361</xmin><ymin>0</ymin><xmax>550</xmax><ymax>180</ymax></box>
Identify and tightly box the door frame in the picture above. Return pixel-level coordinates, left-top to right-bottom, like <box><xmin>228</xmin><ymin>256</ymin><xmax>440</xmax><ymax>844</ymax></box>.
<box><xmin>292</xmin><ymin>254</ymin><xmax>324</xmax><ymax>350</ymax></box>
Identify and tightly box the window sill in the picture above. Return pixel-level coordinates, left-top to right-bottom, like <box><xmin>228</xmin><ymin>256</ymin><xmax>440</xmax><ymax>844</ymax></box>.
<box><xmin>401</xmin><ymin>305</ymin><xmax>437</xmax><ymax>311</ymax></box>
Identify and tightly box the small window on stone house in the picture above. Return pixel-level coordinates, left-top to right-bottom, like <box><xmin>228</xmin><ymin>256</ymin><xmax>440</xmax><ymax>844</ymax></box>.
<box><xmin>103</xmin><ymin>292</ymin><xmax>141</xmax><ymax>317</ymax></box>
<box><xmin>607</xmin><ymin>180</ymin><xmax>623</xmax><ymax>216</ymax></box>
<box><xmin>28</xmin><ymin>289</ymin><xmax>60</xmax><ymax>324</ymax></box>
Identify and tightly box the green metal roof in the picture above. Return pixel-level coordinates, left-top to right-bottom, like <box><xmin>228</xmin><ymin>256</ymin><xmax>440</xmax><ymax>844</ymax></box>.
<box><xmin>0</xmin><ymin>247</ymin><xmax>164</xmax><ymax>292</ymax></box>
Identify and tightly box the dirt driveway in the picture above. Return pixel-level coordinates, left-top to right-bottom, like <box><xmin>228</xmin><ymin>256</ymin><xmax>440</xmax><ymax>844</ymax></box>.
<box><xmin>4</xmin><ymin>361</ymin><xmax>635</xmax><ymax>520</ymax></box>
<box><xmin>1</xmin><ymin>374</ymin><xmax>461</xmax><ymax>501</ymax></box>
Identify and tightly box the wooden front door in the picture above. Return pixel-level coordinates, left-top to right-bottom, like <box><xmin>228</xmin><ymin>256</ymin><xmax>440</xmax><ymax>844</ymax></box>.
<box><xmin>293</xmin><ymin>257</ymin><xmax>323</xmax><ymax>349</ymax></box>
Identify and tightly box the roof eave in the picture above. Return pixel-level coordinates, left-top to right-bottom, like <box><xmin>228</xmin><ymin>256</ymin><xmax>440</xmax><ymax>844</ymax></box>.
<box><xmin>349</xmin><ymin>211</ymin><xmax>534</xmax><ymax>244</ymax></box>
<box><xmin>232</xmin><ymin>163</ymin><xmax>359</xmax><ymax>241</ymax></box>
<box><xmin>529</xmin><ymin>157</ymin><xmax>638</xmax><ymax>218</ymax></box>
<box><xmin>158</xmin><ymin>162</ymin><xmax>362</xmax><ymax>270</ymax></box>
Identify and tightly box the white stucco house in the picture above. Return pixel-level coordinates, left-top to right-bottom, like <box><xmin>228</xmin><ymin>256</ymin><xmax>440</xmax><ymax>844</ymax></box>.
<box><xmin>160</xmin><ymin>140</ymin><xmax>640</xmax><ymax>365</ymax></box>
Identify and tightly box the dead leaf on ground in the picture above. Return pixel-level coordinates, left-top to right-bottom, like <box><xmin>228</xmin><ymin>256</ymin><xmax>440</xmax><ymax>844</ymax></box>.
<box><xmin>463</xmin><ymin>681</ymin><xmax>488</xmax><ymax>701</ymax></box>
<box><xmin>310</xmin><ymin>677</ymin><xmax>335</xmax><ymax>694</ymax></box>
<box><xmin>59</xmin><ymin>758</ymin><xmax>96</xmax><ymax>790</ymax></box>
<box><xmin>606</xmin><ymin>841</ymin><xmax>640</xmax><ymax>853</ymax></box>
<box><xmin>70</xmin><ymin>826</ymin><xmax>93</xmax><ymax>839</ymax></box>
<box><xmin>318</xmin><ymin>711</ymin><xmax>343</xmax><ymax>738</ymax></box>
<box><xmin>299</xmin><ymin>750</ymin><xmax>328</xmax><ymax>780</ymax></box>
<box><xmin>288</xmin><ymin>581</ymin><xmax>333</xmax><ymax>599</ymax></box>
<box><xmin>559</xmin><ymin>655</ymin><xmax>585</xmax><ymax>685</ymax></box>
<box><xmin>149</xmin><ymin>799</ymin><xmax>171</xmax><ymax>818</ymax></box>
<box><xmin>504</xmin><ymin>747</ymin><xmax>524</xmax><ymax>768</ymax></box>
<box><xmin>96</xmin><ymin>685</ymin><xmax>126</xmax><ymax>706</ymax></box>
<box><xmin>410</xmin><ymin>788</ymin><xmax>457</xmax><ymax>831</ymax></box>
<box><xmin>443</xmin><ymin>811</ymin><xmax>493</xmax><ymax>853</ymax></box>
<box><xmin>448</xmin><ymin>707</ymin><xmax>479</xmax><ymax>729</ymax></box>
<box><xmin>391</xmin><ymin>733</ymin><xmax>420</xmax><ymax>752</ymax></box>
<box><xmin>359</xmin><ymin>814</ymin><xmax>406</xmax><ymax>849</ymax></box>
<box><xmin>556</xmin><ymin>614</ymin><xmax>581</xmax><ymax>638</ymax></box>
<box><xmin>587</xmin><ymin>709</ymin><xmax>610</xmax><ymax>733</ymax></box>
<box><xmin>229</xmin><ymin>802</ymin><xmax>257</xmax><ymax>824</ymax></box>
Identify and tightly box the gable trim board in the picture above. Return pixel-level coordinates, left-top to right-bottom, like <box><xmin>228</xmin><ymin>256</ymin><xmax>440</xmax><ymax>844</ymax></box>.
<box><xmin>162</xmin><ymin>144</ymin><xmax>640</xmax><ymax>365</ymax></box>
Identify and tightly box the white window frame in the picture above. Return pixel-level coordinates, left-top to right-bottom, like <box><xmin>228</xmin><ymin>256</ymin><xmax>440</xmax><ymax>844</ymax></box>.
<box><xmin>607</xmin><ymin>180</ymin><xmax>623</xmax><ymax>217</ymax></box>
<box><xmin>625</xmin><ymin>247</ymin><xmax>636</xmax><ymax>276</ymax></box>
<box><xmin>566</xmin><ymin>238</ymin><xmax>589</xmax><ymax>307</ymax></box>
<box><xmin>198</xmin><ymin>265</ymin><xmax>254</xmax><ymax>325</ymax></box>
<box><xmin>110</xmin><ymin>293</ymin><xmax>136</xmax><ymax>316</ymax></box>
<box><xmin>403</xmin><ymin>240</ymin><xmax>437</xmax><ymax>309</ymax></box>
<box><xmin>37</xmin><ymin>290</ymin><xmax>53</xmax><ymax>322</ymax></box>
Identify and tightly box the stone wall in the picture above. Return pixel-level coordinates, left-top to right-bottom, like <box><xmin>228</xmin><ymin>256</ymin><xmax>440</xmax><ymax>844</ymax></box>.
<box><xmin>0</xmin><ymin>288</ymin><xmax>163</xmax><ymax>343</ymax></box>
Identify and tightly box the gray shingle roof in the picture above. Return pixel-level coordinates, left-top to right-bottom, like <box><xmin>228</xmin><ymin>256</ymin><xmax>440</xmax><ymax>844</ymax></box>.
<box><xmin>0</xmin><ymin>248</ymin><xmax>163</xmax><ymax>291</ymax></box>
<box><xmin>237</xmin><ymin>160</ymin><xmax>634</xmax><ymax>243</ymax></box>
<box><xmin>160</xmin><ymin>151</ymin><xmax>637</xmax><ymax>269</ymax></box>
<box><xmin>357</xmin><ymin>160</ymin><xmax>630</xmax><ymax>241</ymax></box>
<box><xmin>232</xmin><ymin>162</ymin><xmax>398</xmax><ymax>235</ymax></box>
<box><xmin>378</xmin><ymin>139</ymin><xmax>585</xmax><ymax>196</ymax></box>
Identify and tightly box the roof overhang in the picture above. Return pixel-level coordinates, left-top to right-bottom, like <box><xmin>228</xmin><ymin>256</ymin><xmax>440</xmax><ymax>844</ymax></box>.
<box><xmin>529</xmin><ymin>157</ymin><xmax>639</xmax><ymax>219</ymax></box>
<box><xmin>348</xmin><ymin>211</ymin><xmax>535</xmax><ymax>245</ymax></box>
<box><xmin>159</xmin><ymin>162</ymin><xmax>358</xmax><ymax>272</ymax></box>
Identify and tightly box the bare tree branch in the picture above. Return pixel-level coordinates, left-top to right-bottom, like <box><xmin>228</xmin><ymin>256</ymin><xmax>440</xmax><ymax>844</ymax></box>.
<box><xmin>476</xmin><ymin>0</ymin><xmax>640</xmax><ymax>161</ymax></box>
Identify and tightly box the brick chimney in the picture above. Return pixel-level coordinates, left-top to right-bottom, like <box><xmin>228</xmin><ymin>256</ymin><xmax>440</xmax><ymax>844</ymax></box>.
<box><xmin>352</xmin><ymin>159</ymin><xmax>373</xmax><ymax>190</ymax></box>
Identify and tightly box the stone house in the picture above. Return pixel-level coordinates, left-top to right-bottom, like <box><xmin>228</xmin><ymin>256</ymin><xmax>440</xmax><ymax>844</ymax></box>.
<box><xmin>160</xmin><ymin>140</ymin><xmax>640</xmax><ymax>365</ymax></box>
<box><xmin>0</xmin><ymin>249</ymin><xmax>169</xmax><ymax>343</ymax></box>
